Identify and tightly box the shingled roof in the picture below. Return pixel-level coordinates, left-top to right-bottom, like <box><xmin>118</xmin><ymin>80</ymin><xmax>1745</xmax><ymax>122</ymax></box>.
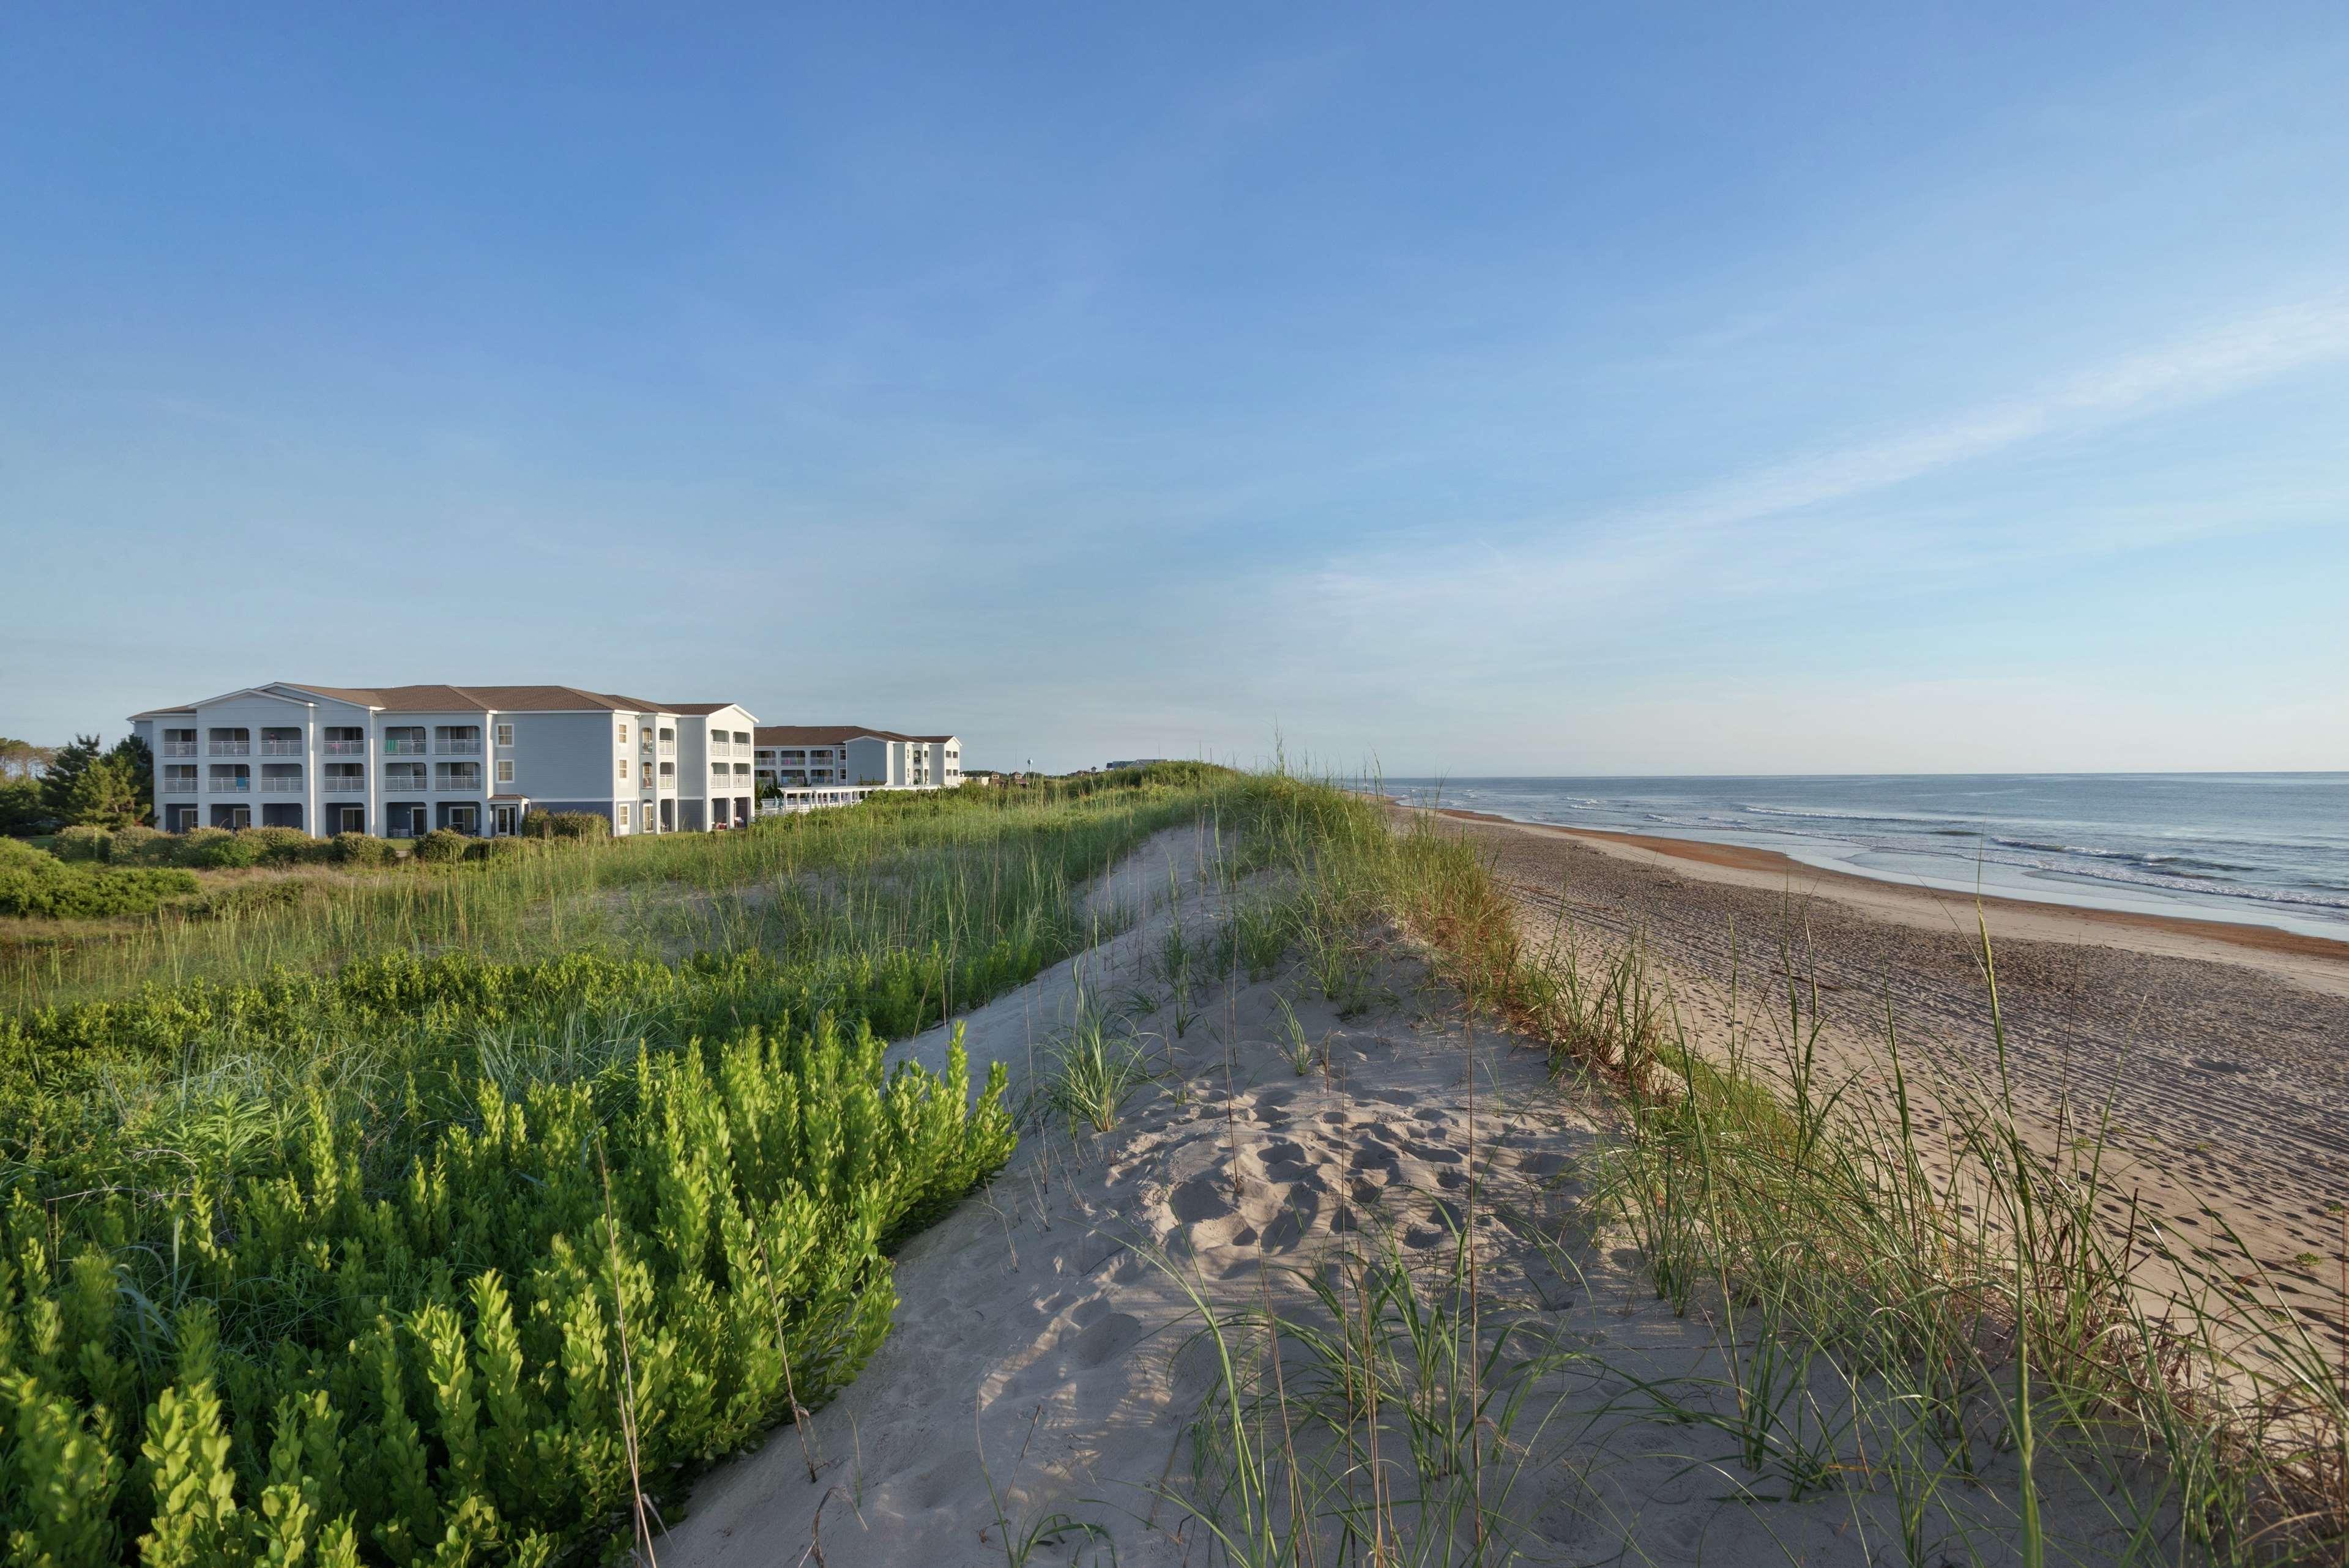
<box><xmin>135</xmin><ymin>683</ymin><xmax>724</xmax><ymax>716</ymax></box>
<box><xmin>753</xmin><ymin>725</ymin><xmax>909</xmax><ymax>746</ymax></box>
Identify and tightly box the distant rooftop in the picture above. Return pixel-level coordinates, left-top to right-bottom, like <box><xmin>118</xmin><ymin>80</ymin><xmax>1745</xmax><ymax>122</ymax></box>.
<box><xmin>132</xmin><ymin>682</ymin><xmax>738</xmax><ymax>718</ymax></box>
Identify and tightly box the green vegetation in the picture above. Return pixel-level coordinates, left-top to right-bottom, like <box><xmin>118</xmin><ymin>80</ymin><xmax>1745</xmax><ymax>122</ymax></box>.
<box><xmin>1180</xmin><ymin>776</ymin><xmax>2349</xmax><ymax>1564</ymax></box>
<box><xmin>0</xmin><ymin>838</ymin><xmax>201</xmax><ymax>921</ymax></box>
<box><xmin>0</xmin><ymin>768</ymin><xmax>1240</xmax><ymax>1565</ymax></box>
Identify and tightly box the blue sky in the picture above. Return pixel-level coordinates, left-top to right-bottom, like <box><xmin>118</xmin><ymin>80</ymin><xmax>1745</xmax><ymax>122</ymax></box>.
<box><xmin>4</xmin><ymin>4</ymin><xmax>2344</xmax><ymax>773</ymax></box>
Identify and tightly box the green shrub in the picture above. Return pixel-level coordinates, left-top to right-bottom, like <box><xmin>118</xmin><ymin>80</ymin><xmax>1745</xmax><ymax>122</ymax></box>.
<box><xmin>413</xmin><ymin>828</ymin><xmax>471</xmax><ymax>863</ymax></box>
<box><xmin>247</xmin><ymin>825</ymin><xmax>331</xmax><ymax>865</ymax></box>
<box><xmin>330</xmin><ymin>832</ymin><xmax>396</xmax><ymax>866</ymax></box>
<box><xmin>0</xmin><ymin>838</ymin><xmax>53</xmax><ymax>872</ymax></box>
<box><xmin>177</xmin><ymin>827</ymin><xmax>266</xmax><ymax>869</ymax></box>
<box><xmin>0</xmin><ymin>995</ymin><xmax>1013</xmax><ymax>1566</ymax></box>
<box><xmin>49</xmin><ymin>825</ymin><xmax>113</xmax><ymax>863</ymax></box>
<box><xmin>465</xmin><ymin>836</ymin><xmax>530</xmax><ymax>862</ymax></box>
<box><xmin>0</xmin><ymin>839</ymin><xmax>199</xmax><ymax>919</ymax></box>
<box><xmin>519</xmin><ymin>810</ymin><xmax>610</xmax><ymax>841</ymax></box>
<box><xmin>108</xmin><ymin>823</ymin><xmax>171</xmax><ymax>864</ymax></box>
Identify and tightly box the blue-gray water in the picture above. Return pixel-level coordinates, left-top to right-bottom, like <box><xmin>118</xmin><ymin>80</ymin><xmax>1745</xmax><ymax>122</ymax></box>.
<box><xmin>1372</xmin><ymin>775</ymin><xmax>2349</xmax><ymax>941</ymax></box>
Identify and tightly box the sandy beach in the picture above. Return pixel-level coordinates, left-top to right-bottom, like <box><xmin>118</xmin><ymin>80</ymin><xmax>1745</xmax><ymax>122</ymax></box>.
<box><xmin>662</xmin><ymin>819</ymin><xmax>2193</xmax><ymax>1565</ymax></box>
<box><xmin>1423</xmin><ymin>806</ymin><xmax>2349</xmax><ymax>1342</ymax></box>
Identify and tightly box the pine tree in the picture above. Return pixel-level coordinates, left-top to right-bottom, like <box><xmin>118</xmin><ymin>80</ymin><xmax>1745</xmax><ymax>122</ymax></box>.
<box><xmin>40</xmin><ymin>735</ymin><xmax>102</xmax><ymax>820</ymax></box>
<box><xmin>64</xmin><ymin>757</ymin><xmax>138</xmax><ymax>828</ymax></box>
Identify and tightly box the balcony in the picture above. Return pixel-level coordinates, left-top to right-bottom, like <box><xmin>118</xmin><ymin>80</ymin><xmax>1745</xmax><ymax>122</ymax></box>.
<box><xmin>162</xmin><ymin>741</ymin><xmax>198</xmax><ymax>758</ymax></box>
<box><xmin>209</xmin><ymin>778</ymin><xmax>250</xmax><ymax>794</ymax></box>
<box><xmin>382</xmin><ymin>739</ymin><xmax>428</xmax><ymax>756</ymax></box>
<box><xmin>260</xmin><ymin>739</ymin><xmax>304</xmax><ymax>757</ymax></box>
<box><xmin>323</xmin><ymin>775</ymin><xmax>366</xmax><ymax>794</ymax></box>
<box><xmin>162</xmin><ymin>777</ymin><xmax>198</xmax><ymax>795</ymax></box>
<box><xmin>261</xmin><ymin>776</ymin><xmax>304</xmax><ymax>794</ymax></box>
<box><xmin>209</xmin><ymin>741</ymin><xmax>250</xmax><ymax>757</ymax></box>
<box><xmin>323</xmin><ymin>739</ymin><xmax>367</xmax><ymax>756</ymax></box>
<box><xmin>383</xmin><ymin>770</ymin><xmax>428</xmax><ymax>792</ymax></box>
<box><xmin>434</xmin><ymin>740</ymin><xmax>482</xmax><ymax>756</ymax></box>
<box><xmin>433</xmin><ymin>773</ymin><xmax>483</xmax><ymax>793</ymax></box>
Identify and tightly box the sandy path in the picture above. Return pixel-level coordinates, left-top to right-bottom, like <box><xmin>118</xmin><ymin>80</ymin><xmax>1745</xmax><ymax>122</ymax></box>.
<box><xmin>1421</xmin><ymin>808</ymin><xmax>2349</xmax><ymax>1342</ymax></box>
<box><xmin>665</xmin><ymin>823</ymin><xmax>2134</xmax><ymax>1566</ymax></box>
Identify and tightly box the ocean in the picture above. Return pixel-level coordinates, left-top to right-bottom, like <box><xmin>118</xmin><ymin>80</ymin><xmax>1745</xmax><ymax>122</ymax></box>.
<box><xmin>1371</xmin><ymin>774</ymin><xmax>2349</xmax><ymax>940</ymax></box>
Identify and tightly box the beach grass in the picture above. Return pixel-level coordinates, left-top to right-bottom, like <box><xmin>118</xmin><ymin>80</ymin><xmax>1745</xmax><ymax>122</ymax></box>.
<box><xmin>0</xmin><ymin>767</ymin><xmax>1238</xmax><ymax>1566</ymax></box>
<box><xmin>1150</xmin><ymin>771</ymin><xmax>2348</xmax><ymax>1565</ymax></box>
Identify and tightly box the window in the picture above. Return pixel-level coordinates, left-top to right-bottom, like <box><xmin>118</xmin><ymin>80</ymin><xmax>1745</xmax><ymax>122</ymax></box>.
<box><xmin>496</xmin><ymin>723</ymin><xmax>514</xmax><ymax>747</ymax></box>
<box><xmin>734</xmin><ymin>730</ymin><xmax>750</xmax><ymax>745</ymax></box>
<box><xmin>713</xmin><ymin>763</ymin><xmax>728</xmax><ymax>779</ymax></box>
<box><xmin>618</xmin><ymin>757</ymin><xmax>630</xmax><ymax>781</ymax></box>
<box><xmin>617</xmin><ymin>803</ymin><xmax>631</xmax><ymax>828</ymax></box>
<box><xmin>496</xmin><ymin>760</ymin><xmax>515</xmax><ymax>784</ymax></box>
<box><xmin>660</xmin><ymin>727</ymin><xmax>674</xmax><ymax>742</ymax></box>
<box><xmin>618</xmin><ymin>723</ymin><xmax>630</xmax><ymax>744</ymax></box>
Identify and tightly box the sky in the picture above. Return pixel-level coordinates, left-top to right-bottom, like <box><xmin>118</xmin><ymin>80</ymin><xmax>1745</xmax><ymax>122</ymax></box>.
<box><xmin>3</xmin><ymin>4</ymin><xmax>2345</xmax><ymax>775</ymax></box>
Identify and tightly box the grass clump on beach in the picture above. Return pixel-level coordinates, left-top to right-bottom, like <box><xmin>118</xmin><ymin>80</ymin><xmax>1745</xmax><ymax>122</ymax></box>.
<box><xmin>1164</xmin><ymin>773</ymin><xmax>2349</xmax><ymax>1564</ymax></box>
<box><xmin>0</xmin><ymin>767</ymin><xmax>1239</xmax><ymax>1565</ymax></box>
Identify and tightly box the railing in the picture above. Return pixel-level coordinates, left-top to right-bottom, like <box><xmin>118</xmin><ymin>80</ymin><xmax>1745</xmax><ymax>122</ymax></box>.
<box><xmin>382</xmin><ymin>739</ymin><xmax>428</xmax><ymax>755</ymax></box>
<box><xmin>383</xmin><ymin>771</ymin><xmax>428</xmax><ymax>790</ymax></box>
<box><xmin>162</xmin><ymin>741</ymin><xmax>198</xmax><ymax>757</ymax></box>
<box><xmin>260</xmin><ymin>740</ymin><xmax>304</xmax><ymax>756</ymax></box>
<box><xmin>208</xmin><ymin>741</ymin><xmax>250</xmax><ymax>757</ymax></box>
<box><xmin>323</xmin><ymin>776</ymin><xmax>366</xmax><ymax>794</ymax></box>
<box><xmin>435</xmin><ymin>741</ymin><xmax>482</xmax><ymax>755</ymax></box>
<box><xmin>434</xmin><ymin>776</ymin><xmax>483</xmax><ymax>793</ymax></box>
<box><xmin>162</xmin><ymin>778</ymin><xmax>198</xmax><ymax>794</ymax></box>
<box><xmin>261</xmin><ymin>777</ymin><xmax>303</xmax><ymax>793</ymax></box>
<box><xmin>209</xmin><ymin>779</ymin><xmax>250</xmax><ymax>793</ymax></box>
<box><xmin>323</xmin><ymin>739</ymin><xmax>367</xmax><ymax>756</ymax></box>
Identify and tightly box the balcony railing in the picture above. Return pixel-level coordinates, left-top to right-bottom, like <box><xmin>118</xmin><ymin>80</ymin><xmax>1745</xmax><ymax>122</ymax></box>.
<box><xmin>260</xmin><ymin>740</ymin><xmax>304</xmax><ymax>756</ymax></box>
<box><xmin>382</xmin><ymin>738</ymin><xmax>428</xmax><ymax>755</ymax></box>
<box><xmin>162</xmin><ymin>741</ymin><xmax>198</xmax><ymax>757</ymax></box>
<box><xmin>323</xmin><ymin>776</ymin><xmax>366</xmax><ymax>794</ymax></box>
<box><xmin>434</xmin><ymin>741</ymin><xmax>482</xmax><ymax>755</ymax></box>
<box><xmin>434</xmin><ymin>776</ymin><xmax>483</xmax><ymax>793</ymax></box>
<box><xmin>209</xmin><ymin>741</ymin><xmax>250</xmax><ymax>757</ymax></box>
<box><xmin>383</xmin><ymin>771</ymin><xmax>428</xmax><ymax>790</ymax></box>
<box><xmin>323</xmin><ymin>739</ymin><xmax>367</xmax><ymax>756</ymax></box>
<box><xmin>163</xmin><ymin>778</ymin><xmax>198</xmax><ymax>794</ymax></box>
<box><xmin>209</xmin><ymin>779</ymin><xmax>250</xmax><ymax>794</ymax></box>
<box><xmin>261</xmin><ymin>777</ymin><xmax>303</xmax><ymax>793</ymax></box>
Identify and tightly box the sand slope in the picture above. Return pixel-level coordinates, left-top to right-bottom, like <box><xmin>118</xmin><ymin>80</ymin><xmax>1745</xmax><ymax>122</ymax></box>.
<box><xmin>664</xmin><ymin>824</ymin><xmax>2139</xmax><ymax>1567</ymax></box>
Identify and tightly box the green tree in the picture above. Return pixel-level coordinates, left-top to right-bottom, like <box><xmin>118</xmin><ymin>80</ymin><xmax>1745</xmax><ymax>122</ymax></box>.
<box><xmin>64</xmin><ymin>755</ymin><xmax>140</xmax><ymax>827</ymax></box>
<box><xmin>0</xmin><ymin>737</ymin><xmax>56</xmax><ymax>781</ymax></box>
<box><xmin>0</xmin><ymin>775</ymin><xmax>47</xmax><ymax>835</ymax></box>
<box><xmin>41</xmin><ymin>734</ymin><xmax>103</xmax><ymax>819</ymax></box>
<box><xmin>108</xmin><ymin>733</ymin><xmax>154</xmax><ymax>825</ymax></box>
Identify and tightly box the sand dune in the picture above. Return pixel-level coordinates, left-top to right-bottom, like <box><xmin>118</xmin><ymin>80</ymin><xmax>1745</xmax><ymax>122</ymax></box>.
<box><xmin>665</xmin><ymin>823</ymin><xmax>2139</xmax><ymax>1566</ymax></box>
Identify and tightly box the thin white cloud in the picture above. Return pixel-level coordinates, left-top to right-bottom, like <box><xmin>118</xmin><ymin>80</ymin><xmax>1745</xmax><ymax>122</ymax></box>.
<box><xmin>1315</xmin><ymin>292</ymin><xmax>2349</xmax><ymax>623</ymax></box>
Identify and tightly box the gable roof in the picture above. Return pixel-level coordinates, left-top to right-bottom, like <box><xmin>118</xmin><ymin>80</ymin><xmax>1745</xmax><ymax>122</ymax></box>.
<box><xmin>135</xmin><ymin>683</ymin><xmax>754</xmax><ymax>717</ymax></box>
<box><xmin>285</xmin><ymin>683</ymin><xmax>673</xmax><ymax>713</ymax></box>
<box><xmin>754</xmin><ymin>725</ymin><xmax>910</xmax><ymax>746</ymax></box>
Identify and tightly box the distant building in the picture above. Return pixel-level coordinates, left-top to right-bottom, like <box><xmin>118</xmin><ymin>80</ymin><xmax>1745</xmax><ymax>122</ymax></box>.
<box><xmin>752</xmin><ymin>726</ymin><xmax>963</xmax><ymax>813</ymax></box>
<box><xmin>130</xmin><ymin>683</ymin><xmax>758</xmax><ymax>838</ymax></box>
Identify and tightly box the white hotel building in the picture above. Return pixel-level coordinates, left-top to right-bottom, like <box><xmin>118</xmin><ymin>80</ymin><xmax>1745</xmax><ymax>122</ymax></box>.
<box><xmin>753</xmin><ymin>726</ymin><xmax>962</xmax><ymax>811</ymax></box>
<box><xmin>130</xmin><ymin>683</ymin><xmax>759</xmax><ymax>838</ymax></box>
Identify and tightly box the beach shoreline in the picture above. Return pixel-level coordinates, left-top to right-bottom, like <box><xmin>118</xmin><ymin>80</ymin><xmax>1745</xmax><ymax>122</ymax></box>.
<box><xmin>1425</xmin><ymin>804</ymin><xmax>2349</xmax><ymax>988</ymax></box>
